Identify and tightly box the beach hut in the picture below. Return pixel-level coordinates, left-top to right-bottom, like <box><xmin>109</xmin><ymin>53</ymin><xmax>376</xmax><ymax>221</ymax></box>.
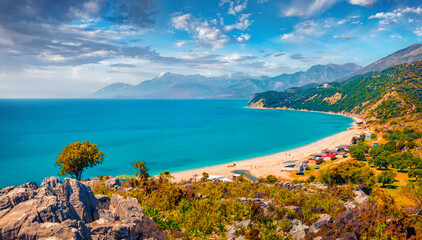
<box><xmin>308</xmin><ymin>158</ymin><xmax>323</xmax><ymax>165</ymax></box>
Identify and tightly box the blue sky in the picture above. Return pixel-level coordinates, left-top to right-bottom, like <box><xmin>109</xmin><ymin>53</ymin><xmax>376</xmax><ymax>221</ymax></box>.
<box><xmin>0</xmin><ymin>0</ymin><xmax>421</xmax><ymax>97</ymax></box>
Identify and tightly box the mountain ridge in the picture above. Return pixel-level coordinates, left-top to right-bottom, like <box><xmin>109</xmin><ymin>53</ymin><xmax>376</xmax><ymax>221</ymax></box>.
<box><xmin>91</xmin><ymin>63</ymin><xmax>361</xmax><ymax>99</ymax></box>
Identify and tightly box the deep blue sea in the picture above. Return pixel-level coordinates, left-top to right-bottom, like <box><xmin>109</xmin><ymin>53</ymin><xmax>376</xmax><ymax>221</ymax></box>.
<box><xmin>0</xmin><ymin>99</ymin><xmax>353</xmax><ymax>187</ymax></box>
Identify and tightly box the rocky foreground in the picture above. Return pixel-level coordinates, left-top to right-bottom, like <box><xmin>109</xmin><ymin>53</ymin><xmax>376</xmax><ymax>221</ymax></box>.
<box><xmin>0</xmin><ymin>176</ymin><xmax>166</xmax><ymax>240</ymax></box>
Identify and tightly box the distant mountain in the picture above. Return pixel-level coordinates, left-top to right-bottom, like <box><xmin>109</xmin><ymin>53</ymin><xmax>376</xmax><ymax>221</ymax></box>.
<box><xmin>351</xmin><ymin>44</ymin><xmax>422</xmax><ymax>77</ymax></box>
<box><xmin>91</xmin><ymin>63</ymin><xmax>361</xmax><ymax>99</ymax></box>
<box><xmin>248</xmin><ymin>61</ymin><xmax>422</xmax><ymax>120</ymax></box>
<box><xmin>268</xmin><ymin>63</ymin><xmax>362</xmax><ymax>91</ymax></box>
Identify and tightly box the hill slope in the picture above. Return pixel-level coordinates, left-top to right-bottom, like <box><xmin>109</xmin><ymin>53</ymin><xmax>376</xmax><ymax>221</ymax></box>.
<box><xmin>248</xmin><ymin>61</ymin><xmax>422</xmax><ymax>120</ymax></box>
<box><xmin>352</xmin><ymin>44</ymin><xmax>422</xmax><ymax>77</ymax></box>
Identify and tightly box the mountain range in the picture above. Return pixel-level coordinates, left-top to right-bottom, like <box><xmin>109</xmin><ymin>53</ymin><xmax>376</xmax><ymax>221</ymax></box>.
<box><xmin>92</xmin><ymin>44</ymin><xmax>422</xmax><ymax>99</ymax></box>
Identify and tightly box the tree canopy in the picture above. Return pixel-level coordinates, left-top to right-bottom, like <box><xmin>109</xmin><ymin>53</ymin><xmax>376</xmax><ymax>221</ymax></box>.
<box><xmin>55</xmin><ymin>141</ymin><xmax>104</xmax><ymax>180</ymax></box>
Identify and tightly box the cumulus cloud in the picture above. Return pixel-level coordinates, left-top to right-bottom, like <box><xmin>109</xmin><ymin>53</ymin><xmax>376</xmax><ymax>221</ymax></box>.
<box><xmin>369</xmin><ymin>7</ymin><xmax>422</xmax><ymax>23</ymax></box>
<box><xmin>237</xmin><ymin>33</ymin><xmax>251</xmax><ymax>42</ymax></box>
<box><xmin>220</xmin><ymin>0</ymin><xmax>248</xmax><ymax>15</ymax></box>
<box><xmin>171</xmin><ymin>14</ymin><xmax>229</xmax><ymax>49</ymax></box>
<box><xmin>224</xmin><ymin>14</ymin><xmax>253</xmax><ymax>31</ymax></box>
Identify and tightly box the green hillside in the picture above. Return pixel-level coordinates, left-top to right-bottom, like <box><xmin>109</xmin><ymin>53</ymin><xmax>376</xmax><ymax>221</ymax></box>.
<box><xmin>248</xmin><ymin>61</ymin><xmax>422</xmax><ymax>120</ymax></box>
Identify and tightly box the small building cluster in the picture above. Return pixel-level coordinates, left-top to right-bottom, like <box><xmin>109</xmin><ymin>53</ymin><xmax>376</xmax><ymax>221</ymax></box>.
<box><xmin>305</xmin><ymin>145</ymin><xmax>351</xmax><ymax>167</ymax></box>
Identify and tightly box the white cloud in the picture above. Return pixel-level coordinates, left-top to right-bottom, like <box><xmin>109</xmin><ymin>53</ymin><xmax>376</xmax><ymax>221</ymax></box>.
<box><xmin>376</xmin><ymin>28</ymin><xmax>386</xmax><ymax>32</ymax></box>
<box><xmin>337</xmin><ymin>19</ymin><xmax>347</xmax><ymax>24</ymax></box>
<box><xmin>379</xmin><ymin>19</ymin><xmax>397</xmax><ymax>25</ymax></box>
<box><xmin>237</xmin><ymin>33</ymin><xmax>251</xmax><ymax>42</ymax></box>
<box><xmin>369</xmin><ymin>12</ymin><xmax>402</xmax><ymax>19</ymax></box>
<box><xmin>257</xmin><ymin>0</ymin><xmax>268</xmax><ymax>3</ymax></box>
<box><xmin>369</xmin><ymin>7</ymin><xmax>422</xmax><ymax>23</ymax></box>
<box><xmin>171</xmin><ymin>14</ymin><xmax>192</xmax><ymax>30</ymax></box>
<box><xmin>171</xmin><ymin>14</ymin><xmax>230</xmax><ymax>49</ymax></box>
<box><xmin>221</xmin><ymin>53</ymin><xmax>255</xmax><ymax>63</ymax></box>
<box><xmin>224</xmin><ymin>14</ymin><xmax>253</xmax><ymax>31</ymax></box>
<box><xmin>415</xmin><ymin>27</ymin><xmax>422</xmax><ymax>37</ymax></box>
<box><xmin>181</xmin><ymin>52</ymin><xmax>212</xmax><ymax>60</ymax></box>
<box><xmin>333</xmin><ymin>35</ymin><xmax>356</xmax><ymax>40</ymax></box>
<box><xmin>307</xmin><ymin>0</ymin><xmax>338</xmax><ymax>17</ymax></box>
<box><xmin>390</xmin><ymin>34</ymin><xmax>402</xmax><ymax>39</ymax></box>
<box><xmin>348</xmin><ymin>0</ymin><xmax>376</xmax><ymax>7</ymax></box>
<box><xmin>175</xmin><ymin>40</ymin><xmax>190</xmax><ymax>47</ymax></box>
<box><xmin>220</xmin><ymin>0</ymin><xmax>248</xmax><ymax>15</ymax></box>
<box><xmin>281</xmin><ymin>33</ymin><xmax>294</xmax><ymax>40</ymax></box>
<box><xmin>283</xmin><ymin>7</ymin><xmax>305</xmax><ymax>17</ymax></box>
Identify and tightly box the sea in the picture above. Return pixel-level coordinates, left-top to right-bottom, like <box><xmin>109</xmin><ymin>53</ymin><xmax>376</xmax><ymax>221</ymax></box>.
<box><xmin>0</xmin><ymin>99</ymin><xmax>353</xmax><ymax>187</ymax></box>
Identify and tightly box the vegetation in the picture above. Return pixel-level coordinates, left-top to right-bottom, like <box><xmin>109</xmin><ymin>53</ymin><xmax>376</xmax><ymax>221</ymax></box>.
<box><xmin>378</xmin><ymin>171</ymin><xmax>397</xmax><ymax>188</ymax></box>
<box><xmin>133</xmin><ymin>161</ymin><xmax>150</xmax><ymax>181</ymax></box>
<box><xmin>55</xmin><ymin>141</ymin><xmax>104</xmax><ymax>180</ymax></box>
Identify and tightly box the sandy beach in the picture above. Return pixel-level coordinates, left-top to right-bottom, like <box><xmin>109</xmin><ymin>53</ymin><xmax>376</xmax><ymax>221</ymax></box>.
<box><xmin>172</xmin><ymin>110</ymin><xmax>364</xmax><ymax>182</ymax></box>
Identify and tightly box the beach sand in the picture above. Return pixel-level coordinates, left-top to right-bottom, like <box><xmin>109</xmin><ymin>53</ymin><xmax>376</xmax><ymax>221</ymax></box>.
<box><xmin>172</xmin><ymin>114</ymin><xmax>363</xmax><ymax>182</ymax></box>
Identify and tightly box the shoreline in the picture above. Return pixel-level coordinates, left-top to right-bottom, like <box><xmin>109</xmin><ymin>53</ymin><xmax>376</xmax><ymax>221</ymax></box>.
<box><xmin>171</xmin><ymin>108</ymin><xmax>364</xmax><ymax>182</ymax></box>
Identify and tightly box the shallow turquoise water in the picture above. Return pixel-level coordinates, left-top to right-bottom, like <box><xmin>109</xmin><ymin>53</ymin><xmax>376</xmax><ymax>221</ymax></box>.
<box><xmin>0</xmin><ymin>99</ymin><xmax>353</xmax><ymax>187</ymax></box>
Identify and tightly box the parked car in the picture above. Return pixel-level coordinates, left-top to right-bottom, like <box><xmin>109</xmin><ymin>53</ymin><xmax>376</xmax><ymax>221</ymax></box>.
<box><xmin>315</xmin><ymin>165</ymin><xmax>319</xmax><ymax>169</ymax></box>
<box><xmin>296</xmin><ymin>172</ymin><xmax>304</xmax><ymax>175</ymax></box>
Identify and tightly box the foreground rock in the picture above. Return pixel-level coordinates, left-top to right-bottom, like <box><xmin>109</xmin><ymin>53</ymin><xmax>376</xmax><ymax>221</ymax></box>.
<box><xmin>289</xmin><ymin>219</ymin><xmax>309</xmax><ymax>240</ymax></box>
<box><xmin>0</xmin><ymin>176</ymin><xmax>166</xmax><ymax>240</ymax></box>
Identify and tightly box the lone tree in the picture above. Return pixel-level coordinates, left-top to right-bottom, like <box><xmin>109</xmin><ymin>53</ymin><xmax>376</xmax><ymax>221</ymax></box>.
<box><xmin>55</xmin><ymin>141</ymin><xmax>104</xmax><ymax>180</ymax></box>
<box><xmin>133</xmin><ymin>161</ymin><xmax>150</xmax><ymax>181</ymax></box>
<box><xmin>378</xmin><ymin>170</ymin><xmax>397</xmax><ymax>188</ymax></box>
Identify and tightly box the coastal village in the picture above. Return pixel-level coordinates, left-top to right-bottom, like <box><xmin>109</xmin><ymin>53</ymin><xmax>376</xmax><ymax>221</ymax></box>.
<box><xmin>178</xmin><ymin>119</ymin><xmax>375</xmax><ymax>184</ymax></box>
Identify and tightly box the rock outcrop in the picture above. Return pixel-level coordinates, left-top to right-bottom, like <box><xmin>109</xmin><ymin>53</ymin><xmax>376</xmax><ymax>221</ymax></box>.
<box><xmin>289</xmin><ymin>219</ymin><xmax>309</xmax><ymax>240</ymax></box>
<box><xmin>0</xmin><ymin>176</ymin><xmax>167</xmax><ymax>240</ymax></box>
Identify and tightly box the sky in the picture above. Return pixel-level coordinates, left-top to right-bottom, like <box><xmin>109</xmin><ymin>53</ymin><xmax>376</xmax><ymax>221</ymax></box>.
<box><xmin>0</xmin><ymin>0</ymin><xmax>421</xmax><ymax>97</ymax></box>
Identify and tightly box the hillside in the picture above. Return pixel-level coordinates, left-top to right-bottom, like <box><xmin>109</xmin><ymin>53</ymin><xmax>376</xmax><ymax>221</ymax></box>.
<box><xmin>91</xmin><ymin>63</ymin><xmax>361</xmax><ymax>99</ymax></box>
<box><xmin>355</xmin><ymin>44</ymin><xmax>422</xmax><ymax>76</ymax></box>
<box><xmin>248</xmin><ymin>61</ymin><xmax>422</xmax><ymax>120</ymax></box>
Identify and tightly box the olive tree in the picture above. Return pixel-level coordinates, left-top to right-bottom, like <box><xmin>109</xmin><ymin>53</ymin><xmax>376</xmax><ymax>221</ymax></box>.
<box><xmin>55</xmin><ymin>141</ymin><xmax>104</xmax><ymax>180</ymax></box>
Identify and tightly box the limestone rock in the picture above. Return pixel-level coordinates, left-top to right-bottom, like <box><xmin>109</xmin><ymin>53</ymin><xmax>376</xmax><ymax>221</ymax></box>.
<box><xmin>236</xmin><ymin>219</ymin><xmax>252</xmax><ymax>228</ymax></box>
<box><xmin>310</xmin><ymin>214</ymin><xmax>332</xmax><ymax>233</ymax></box>
<box><xmin>289</xmin><ymin>219</ymin><xmax>309</xmax><ymax>240</ymax></box>
<box><xmin>96</xmin><ymin>194</ymin><xmax>111</xmax><ymax>210</ymax></box>
<box><xmin>353</xmin><ymin>188</ymin><xmax>369</xmax><ymax>204</ymax></box>
<box><xmin>225</xmin><ymin>225</ymin><xmax>236</xmax><ymax>240</ymax></box>
<box><xmin>105</xmin><ymin>177</ymin><xmax>120</xmax><ymax>188</ymax></box>
<box><xmin>63</xmin><ymin>178</ymin><xmax>99</xmax><ymax>223</ymax></box>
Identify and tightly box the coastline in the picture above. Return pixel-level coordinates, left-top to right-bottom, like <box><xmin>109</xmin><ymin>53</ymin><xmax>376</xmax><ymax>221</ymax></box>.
<box><xmin>171</xmin><ymin>108</ymin><xmax>364</xmax><ymax>182</ymax></box>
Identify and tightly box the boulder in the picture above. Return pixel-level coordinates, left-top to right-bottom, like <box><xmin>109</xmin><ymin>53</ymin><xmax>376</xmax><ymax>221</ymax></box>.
<box><xmin>104</xmin><ymin>177</ymin><xmax>120</xmax><ymax>188</ymax></box>
<box><xmin>353</xmin><ymin>188</ymin><xmax>369</xmax><ymax>204</ymax></box>
<box><xmin>225</xmin><ymin>225</ymin><xmax>236</xmax><ymax>240</ymax></box>
<box><xmin>236</xmin><ymin>219</ymin><xmax>252</xmax><ymax>228</ymax></box>
<box><xmin>110</xmin><ymin>194</ymin><xmax>143</xmax><ymax>221</ymax></box>
<box><xmin>0</xmin><ymin>195</ymin><xmax>81</xmax><ymax>239</ymax></box>
<box><xmin>96</xmin><ymin>194</ymin><xmax>111</xmax><ymax>210</ymax></box>
<box><xmin>18</xmin><ymin>182</ymin><xmax>38</xmax><ymax>190</ymax></box>
<box><xmin>0</xmin><ymin>186</ymin><xmax>16</xmax><ymax>196</ymax></box>
<box><xmin>289</xmin><ymin>219</ymin><xmax>309</xmax><ymax>240</ymax></box>
<box><xmin>63</xmin><ymin>178</ymin><xmax>99</xmax><ymax>223</ymax></box>
<box><xmin>310</xmin><ymin>214</ymin><xmax>332</xmax><ymax>233</ymax></box>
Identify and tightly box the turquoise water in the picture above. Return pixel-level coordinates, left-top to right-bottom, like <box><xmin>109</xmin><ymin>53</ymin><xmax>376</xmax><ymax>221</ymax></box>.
<box><xmin>0</xmin><ymin>99</ymin><xmax>353</xmax><ymax>187</ymax></box>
